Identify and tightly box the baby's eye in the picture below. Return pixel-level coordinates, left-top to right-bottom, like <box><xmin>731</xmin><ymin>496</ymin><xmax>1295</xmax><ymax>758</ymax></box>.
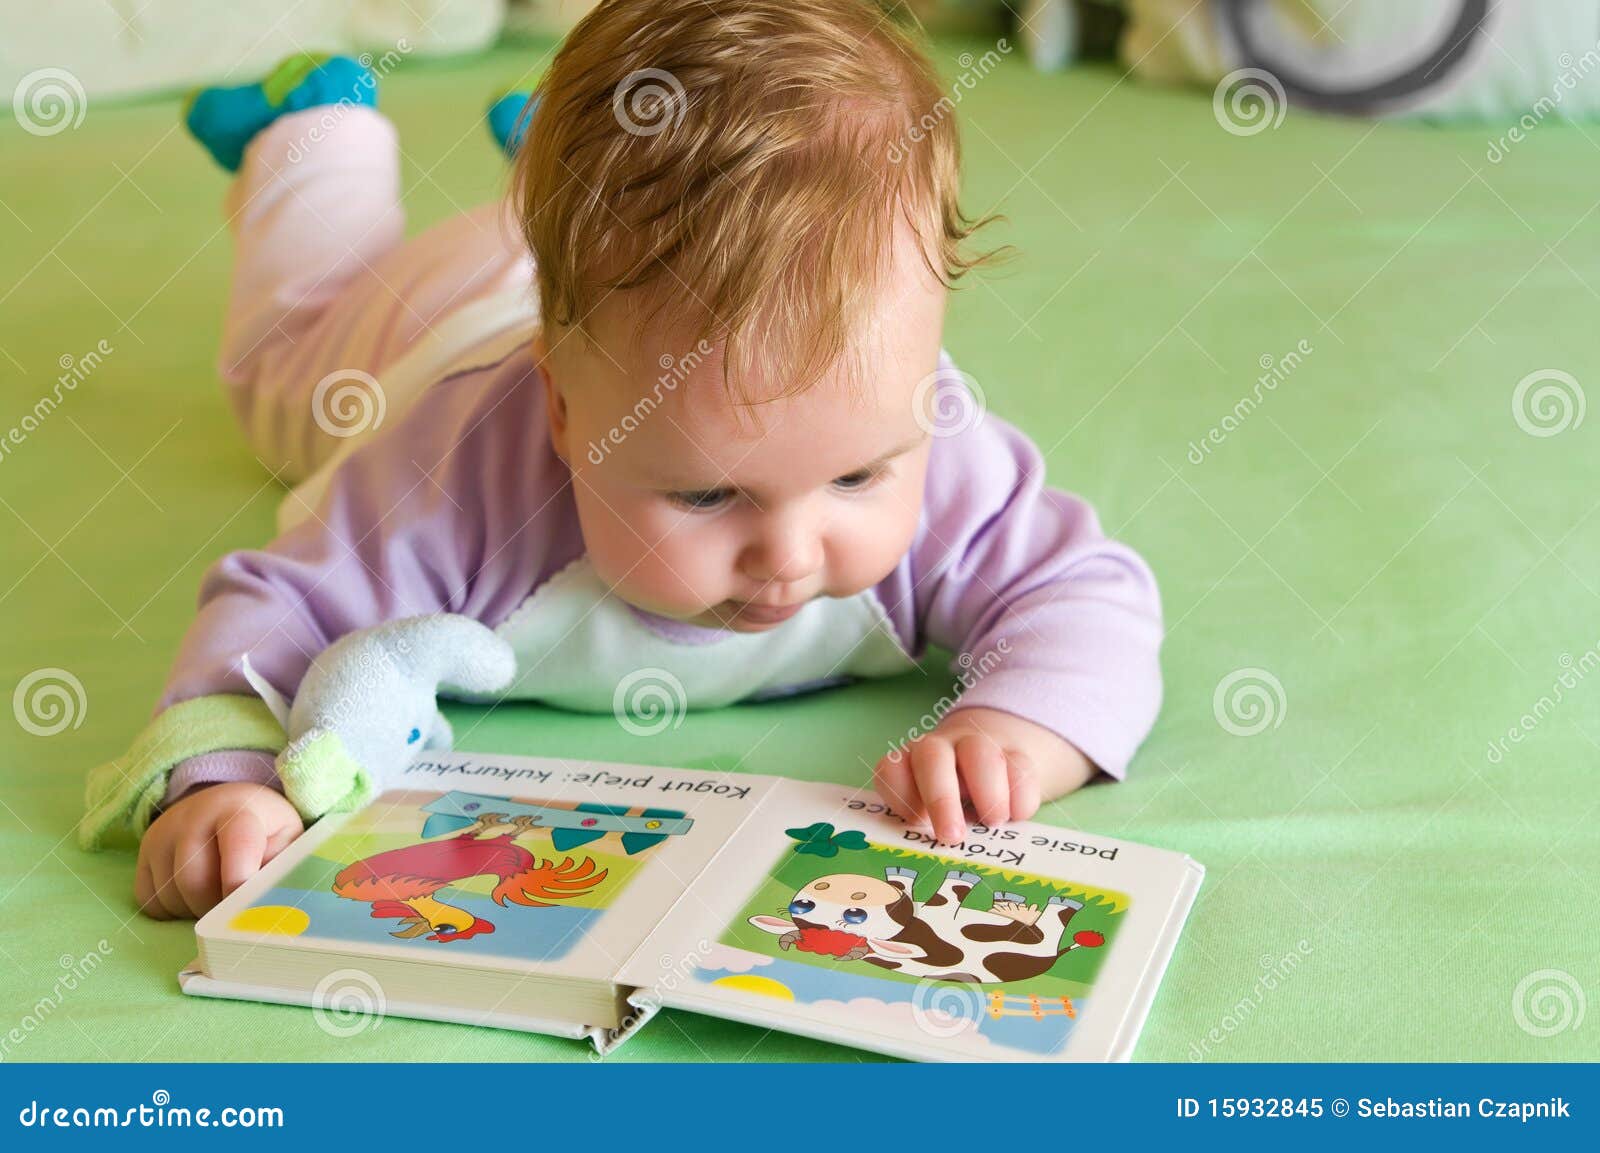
<box><xmin>843</xmin><ymin>908</ymin><xmax>868</xmax><ymax>924</ymax></box>
<box><xmin>406</xmin><ymin>727</ymin><xmax>422</xmax><ymax>744</ymax></box>
<box><xmin>831</xmin><ymin>468</ymin><xmax>880</xmax><ymax>492</ymax></box>
<box><xmin>789</xmin><ymin>898</ymin><xmax>816</xmax><ymax>917</ymax></box>
<box><xmin>668</xmin><ymin>488</ymin><xmax>733</xmax><ymax>511</ymax></box>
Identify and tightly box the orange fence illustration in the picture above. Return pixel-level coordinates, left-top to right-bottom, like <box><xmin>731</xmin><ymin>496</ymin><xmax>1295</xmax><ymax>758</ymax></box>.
<box><xmin>986</xmin><ymin>992</ymin><xmax>1076</xmax><ymax>1020</ymax></box>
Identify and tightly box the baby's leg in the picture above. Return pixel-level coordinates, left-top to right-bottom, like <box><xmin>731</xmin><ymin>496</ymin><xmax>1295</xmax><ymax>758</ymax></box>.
<box><xmin>220</xmin><ymin>106</ymin><xmax>531</xmax><ymax>481</ymax></box>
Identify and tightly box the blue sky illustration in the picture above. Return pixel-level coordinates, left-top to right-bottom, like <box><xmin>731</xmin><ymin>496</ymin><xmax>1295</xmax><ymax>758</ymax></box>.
<box><xmin>695</xmin><ymin>955</ymin><xmax>1081</xmax><ymax>1056</ymax></box>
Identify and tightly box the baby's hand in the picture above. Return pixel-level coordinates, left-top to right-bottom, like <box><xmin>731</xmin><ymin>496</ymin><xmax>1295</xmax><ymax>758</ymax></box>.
<box><xmin>872</xmin><ymin>707</ymin><xmax>1094</xmax><ymax>843</ymax></box>
<box><xmin>136</xmin><ymin>782</ymin><xmax>303</xmax><ymax>919</ymax></box>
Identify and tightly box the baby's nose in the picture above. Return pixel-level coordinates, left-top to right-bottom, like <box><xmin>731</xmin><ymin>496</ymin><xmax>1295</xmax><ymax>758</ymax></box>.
<box><xmin>741</xmin><ymin>519</ymin><xmax>822</xmax><ymax>584</ymax></box>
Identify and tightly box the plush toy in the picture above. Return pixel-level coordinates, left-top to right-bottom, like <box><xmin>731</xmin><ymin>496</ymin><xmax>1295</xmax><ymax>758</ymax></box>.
<box><xmin>246</xmin><ymin>614</ymin><xmax>518</xmax><ymax>818</ymax></box>
<box><xmin>78</xmin><ymin>613</ymin><xmax>518</xmax><ymax>849</ymax></box>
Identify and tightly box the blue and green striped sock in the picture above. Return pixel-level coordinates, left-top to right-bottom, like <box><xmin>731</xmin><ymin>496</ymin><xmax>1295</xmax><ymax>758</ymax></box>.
<box><xmin>487</xmin><ymin>91</ymin><xmax>540</xmax><ymax>159</ymax></box>
<box><xmin>184</xmin><ymin>53</ymin><xmax>379</xmax><ymax>172</ymax></box>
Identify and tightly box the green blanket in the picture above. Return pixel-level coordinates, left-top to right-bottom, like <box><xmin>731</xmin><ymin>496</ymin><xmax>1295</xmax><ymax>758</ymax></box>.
<box><xmin>2</xmin><ymin>37</ymin><xmax>1594</xmax><ymax>1062</ymax></box>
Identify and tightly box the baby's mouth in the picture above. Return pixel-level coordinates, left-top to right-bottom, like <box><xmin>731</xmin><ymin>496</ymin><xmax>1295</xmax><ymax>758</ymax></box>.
<box><xmin>724</xmin><ymin>599</ymin><xmax>805</xmax><ymax>626</ymax></box>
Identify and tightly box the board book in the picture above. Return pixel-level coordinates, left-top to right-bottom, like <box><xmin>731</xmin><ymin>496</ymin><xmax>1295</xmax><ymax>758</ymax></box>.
<box><xmin>185</xmin><ymin>750</ymin><xmax>1203</xmax><ymax>1061</ymax></box>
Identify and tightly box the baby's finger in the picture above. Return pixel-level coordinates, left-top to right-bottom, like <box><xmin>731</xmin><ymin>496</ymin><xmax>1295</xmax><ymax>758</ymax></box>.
<box><xmin>955</xmin><ymin>734</ymin><xmax>1010</xmax><ymax>826</ymax></box>
<box><xmin>910</xmin><ymin>737</ymin><xmax>964</xmax><ymax>843</ymax></box>
<box><xmin>135</xmin><ymin>852</ymin><xmax>167</xmax><ymax>920</ymax></box>
<box><xmin>262</xmin><ymin>812</ymin><xmax>302</xmax><ymax>864</ymax></box>
<box><xmin>173</xmin><ymin>833</ymin><xmax>221</xmax><ymax>916</ymax></box>
<box><xmin>217</xmin><ymin>809</ymin><xmax>268</xmax><ymax>898</ymax></box>
<box><xmin>1007</xmin><ymin>750</ymin><xmax>1042</xmax><ymax>822</ymax></box>
<box><xmin>150</xmin><ymin>843</ymin><xmax>189</xmax><ymax>920</ymax></box>
<box><xmin>874</xmin><ymin>748</ymin><xmax>921</xmax><ymax>822</ymax></box>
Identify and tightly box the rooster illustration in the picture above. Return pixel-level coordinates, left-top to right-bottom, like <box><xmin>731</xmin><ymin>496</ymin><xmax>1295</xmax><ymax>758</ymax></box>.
<box><xmin>332</xmin><ymin>811</ymin><xmax>608</xmax><ymax>942</ymax></box>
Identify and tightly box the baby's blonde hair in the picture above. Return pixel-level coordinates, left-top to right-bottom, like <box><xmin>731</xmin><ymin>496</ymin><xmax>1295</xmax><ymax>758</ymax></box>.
<box><xmin>514</xmin><ymin>0</ymin><xmax>1002</xmax><ymax>402</ymax></box>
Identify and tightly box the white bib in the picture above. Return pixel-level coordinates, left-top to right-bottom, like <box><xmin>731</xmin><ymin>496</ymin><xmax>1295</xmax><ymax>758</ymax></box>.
<box><xmin>493</xmin><ymin>558</ymin><xmax>916</xmax><ymax>712</ymax></box>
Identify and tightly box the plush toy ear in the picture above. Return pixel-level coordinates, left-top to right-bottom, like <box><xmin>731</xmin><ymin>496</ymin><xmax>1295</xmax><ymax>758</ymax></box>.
<box><xmin>396</xmin><ymin>614</ymin><xmax>517</xmax><ymax>696</ymax></box>
<box><xmin>239</xmin><ymin>653</ymin><xmax>291</xmax><ymax>729</ymax></box>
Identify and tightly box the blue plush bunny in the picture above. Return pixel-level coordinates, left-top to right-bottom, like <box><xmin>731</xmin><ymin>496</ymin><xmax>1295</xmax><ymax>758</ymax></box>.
<box><xmin>247</xmin><ymin>614</ymin><xmax>518</xmax><ymax>816</ymax></box>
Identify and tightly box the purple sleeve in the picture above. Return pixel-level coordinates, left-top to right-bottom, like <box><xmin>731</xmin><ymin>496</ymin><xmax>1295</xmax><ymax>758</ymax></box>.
<box><xmin>873</xmin><ymin>363</ymin><xmax>1164</xmax><ymax>779</ymax></box>
<box><xmin>161</xmin><ymin>750</ymin><xmax>281</xmax><ymax>807</ymax></box>
<box><xmin>157</xmin><ymin>353</ymin><xmax>581</xmax><ymax>792</ymax></box>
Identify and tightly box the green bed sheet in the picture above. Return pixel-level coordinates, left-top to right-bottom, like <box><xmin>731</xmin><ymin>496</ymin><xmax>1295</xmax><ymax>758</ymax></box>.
<box><xmin>2</xmin><ymin>37</ymin><xmax>1596</xmax><ymax>1063</ymax></box>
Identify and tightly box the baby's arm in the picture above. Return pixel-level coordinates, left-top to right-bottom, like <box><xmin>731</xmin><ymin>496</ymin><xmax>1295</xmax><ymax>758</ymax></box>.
<box><xmin>872</xmin><ymin>367</ymin><xmax>1163</xmax><ymax>840</ymax></box>
<box><xmin>120</xmin><ymin>365</ymin><xmax>571</xmax><ymax>916</ymax></box>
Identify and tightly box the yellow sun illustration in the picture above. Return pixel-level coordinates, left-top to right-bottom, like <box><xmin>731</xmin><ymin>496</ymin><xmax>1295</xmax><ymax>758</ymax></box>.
<box><xmin>228</xmin><ymin>905</ymin><xmax>310</xmax><ymax>936</ymax></box>
<box><xmin>712</xmin><ymin>974</ymin><xmax>795</xmax><ymax>1001</ymax></box>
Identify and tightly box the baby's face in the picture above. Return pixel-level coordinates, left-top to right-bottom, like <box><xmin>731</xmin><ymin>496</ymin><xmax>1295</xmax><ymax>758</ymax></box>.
<box><xmin>539</xmin><ymin>228</ymin><xmax>945</xmax><ymax>632</ymax></box>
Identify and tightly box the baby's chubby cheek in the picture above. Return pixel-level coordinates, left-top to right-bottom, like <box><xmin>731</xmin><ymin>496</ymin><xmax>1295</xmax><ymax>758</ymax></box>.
<box><xmin>564</xmin><ymin>484</ymin><xmax>724</xmax><ymax>616</ymax></box>
<box><xmin>826</xmin><ymin>472</ymin><xmax>927</xmax><ymax>593</ymax></box>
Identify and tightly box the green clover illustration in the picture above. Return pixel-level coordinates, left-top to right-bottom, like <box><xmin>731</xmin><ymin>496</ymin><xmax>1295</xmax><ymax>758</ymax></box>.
<box><xmin>785</xmin><ymin>822</ymin><xmax>870</xmax><ymax>857</ymax></box>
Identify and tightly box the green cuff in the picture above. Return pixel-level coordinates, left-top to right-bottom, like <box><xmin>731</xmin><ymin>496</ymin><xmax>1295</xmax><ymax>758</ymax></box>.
<box><xmin>78</xmin><ymin>695</ymin><xmax>377</xmax><ymax>850</ymax></box>
<box><xmin>78</xmin><ymin>694</ymin><xmax>286</xmax><ymax>851</ymax></box>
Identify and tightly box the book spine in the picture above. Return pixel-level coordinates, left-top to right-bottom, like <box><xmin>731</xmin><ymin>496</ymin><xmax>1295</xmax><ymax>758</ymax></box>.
<box><xmin>589</xmin><ymin>990</ymin><xmax>663</xmax><ymax>1056</ymax></box>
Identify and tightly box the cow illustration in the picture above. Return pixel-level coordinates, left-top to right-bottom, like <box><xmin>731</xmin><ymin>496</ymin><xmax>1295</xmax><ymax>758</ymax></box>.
<box><xmin>748</xmin><ymin>867</ymin><xmax>1096</xmax><ymax>984</ymax></box>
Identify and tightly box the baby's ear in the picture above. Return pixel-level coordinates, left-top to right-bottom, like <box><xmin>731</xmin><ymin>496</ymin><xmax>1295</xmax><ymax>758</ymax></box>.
<box><xmin>540</xmin><ymin>352</ymin><xmax>571</xmax><ymax>461</ymax></box>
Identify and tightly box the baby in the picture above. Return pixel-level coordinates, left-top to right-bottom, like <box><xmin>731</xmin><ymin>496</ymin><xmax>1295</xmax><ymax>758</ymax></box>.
<box><xmin>108</xmin><ymin>0</ymin><xmax>1163</xmax><ymax>920</ymax></box>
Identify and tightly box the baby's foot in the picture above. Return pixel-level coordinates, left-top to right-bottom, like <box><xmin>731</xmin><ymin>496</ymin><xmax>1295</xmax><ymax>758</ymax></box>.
<box><xmin>487</xmin><ymin>91</ymin><xmax>540</xmax><ymax>159</ymax></box>
<box><xmin>184</xmin><ymin>53</ymin><xmax>377</xmax><ymax>171</ymax></box>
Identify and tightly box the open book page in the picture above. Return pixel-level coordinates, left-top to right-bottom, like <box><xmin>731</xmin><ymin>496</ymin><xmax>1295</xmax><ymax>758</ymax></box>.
<box><xmin>198</xmin><ymin>753</ymin><xmax>777</xmax><ymax>985</ymax></box>
<box><xmin>616</xmin><ymin>778</ymin><xmax>1202</xmax><ymax>1061</ymax></box>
